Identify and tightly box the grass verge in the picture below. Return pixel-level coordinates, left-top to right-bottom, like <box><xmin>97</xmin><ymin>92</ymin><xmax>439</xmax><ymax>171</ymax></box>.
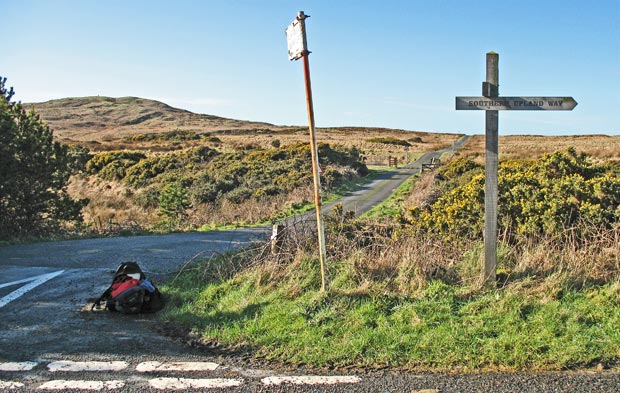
<box><xmin>361</xmin><ymin>173</ymin><xmax>420</xmax><ymax>219</ymax></box>
<box><xmin>160</xmin><ymin>234</ymin><xmax>620</xmax><ymax>371</ymax></box>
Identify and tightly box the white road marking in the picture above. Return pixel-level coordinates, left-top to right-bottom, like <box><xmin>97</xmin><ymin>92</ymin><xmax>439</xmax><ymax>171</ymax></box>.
<box><xmin>136</xmin><ymin>361</ymin><xmax>219</xmax><ymax>372</ymax></box>
<box><xmin>0</xmin><ymin>380</ymin><xmax>24</xmax><ymax>389</ymax></box>
<box><xmin>148</xmin><ymin>377</ymin><xmax>244</xmax><ymax>390</ymax></box>
<box><xmin>0</xmin><ymin>271</ymin><xmax>65</xmax><ymax>309</ymax></box>
<box><xmin>261</xmin><ymin>375</ymin><xmax>362</xmax><ymax>386</ymax></box>
<box><xmin>0</xmin><ymin>361</ymin><xmax>38</xmax><ymax>371</ymax></box>
<box><xmin>47</xmin><ymin>361</ymin><xmax>129</xmax><ymax>372</ymax></box>
<box><xmin>0</xmin><ymin>277</ymin><xmax>38</xmax><ymax>289</ymax></box>
<box><xmin>37</xmin><ymin>380</ymin><xmax>125</xmax><ymax>390</ymax></box>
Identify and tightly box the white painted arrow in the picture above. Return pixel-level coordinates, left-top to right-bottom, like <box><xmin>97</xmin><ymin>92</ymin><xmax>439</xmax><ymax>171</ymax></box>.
<box><xmin>0</xmin><ymin>270</ymin><xmax>64</xmax><ymax>309</ymax></box>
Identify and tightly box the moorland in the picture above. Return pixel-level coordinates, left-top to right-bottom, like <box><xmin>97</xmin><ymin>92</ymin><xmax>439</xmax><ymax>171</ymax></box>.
<box><xmin>19</xmin><ymin>95</ymin><xmax>620</xmax><ymax>371</ymax></box>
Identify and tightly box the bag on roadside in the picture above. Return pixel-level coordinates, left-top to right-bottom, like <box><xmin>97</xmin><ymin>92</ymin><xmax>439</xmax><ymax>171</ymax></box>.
<box><xmin>92</xmin><ymin>262</ymin><xmax>164</xmax><ymax>314</ymax></box>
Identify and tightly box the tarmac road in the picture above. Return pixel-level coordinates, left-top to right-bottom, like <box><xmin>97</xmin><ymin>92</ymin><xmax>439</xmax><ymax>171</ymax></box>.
<box><xmin>2</xmin><ymin>135</ymin><xmax>619</xmax><ymax>391</ymax></box>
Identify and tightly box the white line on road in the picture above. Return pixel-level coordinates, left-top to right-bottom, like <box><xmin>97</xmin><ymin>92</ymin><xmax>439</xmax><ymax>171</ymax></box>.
<box><xmin>0</xmin><ymin>362</ymin><xmax>38</xmax><ymax>371</ymax></box>
<box><xmin>47</xmin><ymin>361</ymin><xmax>129</xmax><ymax>372</ymax></box>
<box><xmin>0</xmin><ymin>271</ymin><xmax>64</xmax><ymax>309</ymax></box>
<box><xmin>136</xmin><ymin>361</ymin><xmax>219</xmax><ymax>372</ymax></box>
<box><xmin>0</xmin><ymin>380</ymin><xmax>24</xmax><ymax>389</ymax></box>
<box><xmin>148</xmin><ymin>377</ymin><xmax>244</xmax><ymax>390</ymax></box>
<box><xmin>0</xmin><ymin>277</ymin><xmax>39</xmax><ymax>289</ymax></box>
<box><xmin>37</xmin><ymin>380</ymin><xmax>125</xmax><ymax>390</ymax></box>
<box><xmin>262</xmin><ymin>375</ymin><xmax>362</xmax><ymax>386</ymax></box>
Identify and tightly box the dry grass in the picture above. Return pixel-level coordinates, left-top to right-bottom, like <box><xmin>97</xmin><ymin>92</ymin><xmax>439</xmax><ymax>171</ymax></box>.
<box><xmin>249</xmin><ymin>214</ymin><xmax>620</xmax><ymax>299</ymax></box>
<box><xmin>26</xmin><ymin>96</ymin><xmax>276</xmax><ymax>142</ymax></box>
<box><xmin>68</xmin><ymin>176</ymin><xmax>158</xmax><ymax>233</ymax></box>
<box><xmin>69</xmin><ymin>174</ymin><xmax>317</xmax><ymax>232</ymax></box>
<box><xmin>460</xmin><ymin>134</ymin><xmax>620</xmax><ymax>162</ymax></box>
<box><xmin>506</xmin><ymin>224</ymin><xmax>620</xmax><ymax>289</ymax></box>
<box><xmin>404</xmin><ymin>170</ymin><xmax>440</xmax><ymax>209</ymax></box>
<box><xmin>52</xmin><ymin>96</ymin><xmax>620</xmax><ymax>234</ymax></box>
<box><xmin>188</xmin><ymin>186</ymin><xmax>315</xmax><ymax>229</ymax></box>
<box><xmin>28</xmin><ymin>96</ymin><xmax>463</xmax><ymax>167</ymax></box>
<box><xmin>79</xmin><ymin>127</ymin><xmax>460</xmax><ymax>168</ymax></box>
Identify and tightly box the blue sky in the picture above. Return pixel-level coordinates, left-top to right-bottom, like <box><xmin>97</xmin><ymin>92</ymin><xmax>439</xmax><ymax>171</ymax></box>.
<box><xmin>2</xmin><ymin>0</ymin><xmax>619</xmax><ymax>135</ymax></box>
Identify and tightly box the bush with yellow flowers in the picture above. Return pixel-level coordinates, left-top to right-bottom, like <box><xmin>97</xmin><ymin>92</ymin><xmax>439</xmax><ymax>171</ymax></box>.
<box><xmin>408</xmin><ymin>148</ymin><xmax>620</xmax><ymax>241</ymax></box>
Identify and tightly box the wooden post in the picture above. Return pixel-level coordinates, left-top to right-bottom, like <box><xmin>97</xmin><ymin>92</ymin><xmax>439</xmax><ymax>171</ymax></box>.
<box><xmin>298</xmin><ymin>12</ymin><xmax>328</xmax><ymax>291</ymax></box>
<box><xmin>483</xmin><ymin>52</ymin><xmax>499</xmax><ymax>287</ymax></box>
<box><xmin>271</xmin><ymin>224</ymin><xmax>285</xmax><ymax>255</ymax></box>
<box><xmin>456</xmin><ymin>52</ymin><xmax>576</xmax><ymax>288</ymax></box>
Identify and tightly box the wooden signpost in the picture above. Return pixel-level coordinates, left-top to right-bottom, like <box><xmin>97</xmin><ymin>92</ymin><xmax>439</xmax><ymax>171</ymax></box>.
<box><xmin>456</xmin><ymin>52</ymin><xmax>577</xmax><ymax>287</ymax></box>
<box><xmin>286</xmin><ymin>11</ymin><xmax>328</xmax><ymax>291</ymax></box>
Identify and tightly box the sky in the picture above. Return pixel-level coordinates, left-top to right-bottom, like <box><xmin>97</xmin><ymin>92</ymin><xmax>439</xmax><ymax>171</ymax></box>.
<box><xmin>2</xmin><ymin>0</ymin><xmax>619</xmax><ymax>136</ymax></box>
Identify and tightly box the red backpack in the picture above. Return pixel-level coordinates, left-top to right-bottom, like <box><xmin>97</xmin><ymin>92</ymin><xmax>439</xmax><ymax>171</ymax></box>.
<box><xmin>92</xmin><ymin>262</ymin><xmax>163</xmax><ymax>314</ymax></box>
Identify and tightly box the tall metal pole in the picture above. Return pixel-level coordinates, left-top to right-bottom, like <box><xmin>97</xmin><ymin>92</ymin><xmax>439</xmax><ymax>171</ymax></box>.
<box><xmin>298</xmin><ymin>12</ymin><xmax>328</xmax><ymax>291</ymax></box>
<box><xmin>483</xmin><ymin>52</ymin><xmax>499</xmax><ymax>287</ymax></box>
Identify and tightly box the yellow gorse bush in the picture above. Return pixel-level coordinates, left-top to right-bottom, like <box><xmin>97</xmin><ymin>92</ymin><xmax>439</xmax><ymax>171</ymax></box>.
<box><xmin>408</xmin><ymin>148</ymin><xmax>620</xmax><ymax>240</ymax></box>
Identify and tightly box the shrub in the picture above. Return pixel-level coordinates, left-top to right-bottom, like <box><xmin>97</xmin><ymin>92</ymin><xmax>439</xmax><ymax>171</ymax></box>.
<box><xmin>367</xmin><ymin>137</ymin><xmax>412</xmax><ymax>147</ymax></box>
<box><xmin>408</xmin><ymin>149</ymin><xmax>620</xmax><ymax>240</ymax></box>
<box><xmin>124</xmin><ymin>155</ymin><xmax>180</xmax><ymax>187</ymax></box>
<box><xmin>85</xmin><ymin>151</ymin><xmax>146</xmax><ymax>174</ymax></box>
<box><xmin>0</xmin><ymin>77</ymin><xmax>86</xmax><ymax>239</ymax></box>
<box><xmin>158</xmin><ymin>181</ymin><xmax>191</xmax><ymax>220</ymax></box>
<box><xmin>189</xmin><ymin>175</ymin><xmax>221</xmax><ymax>204</ymax></box>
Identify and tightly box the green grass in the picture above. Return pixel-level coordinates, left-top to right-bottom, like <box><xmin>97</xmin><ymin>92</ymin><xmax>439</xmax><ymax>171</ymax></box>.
<box><xmin>362</xmin><ymin>173</ymin><xmax>420</xmax><ymax>218</ymax></box>
<box><xmin>161</xmin><ymin>254</ymin><xmax>620</xmax><ymax>371</ymax></box>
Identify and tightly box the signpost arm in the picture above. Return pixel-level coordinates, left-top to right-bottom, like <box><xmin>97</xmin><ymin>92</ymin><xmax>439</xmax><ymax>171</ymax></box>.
<box><xmin>297</xmin><ymin>12</ymin><xmax>328</xmax><ymax>292</ymax></box>
<box><xmin>483</xmin><ymin>52</ymin><xmax>499</xmax><ymax>287</ymax></box>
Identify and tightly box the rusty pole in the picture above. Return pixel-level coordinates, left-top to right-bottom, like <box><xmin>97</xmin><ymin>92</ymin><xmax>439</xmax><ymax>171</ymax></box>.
<box><xmin>298</xmin><ymin>12</ymin><xmax>328</xmax><ymax>291</ymax></box>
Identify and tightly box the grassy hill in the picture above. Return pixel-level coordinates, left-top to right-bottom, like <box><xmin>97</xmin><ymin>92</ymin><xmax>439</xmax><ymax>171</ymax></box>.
<box><xmin>25</xmin><ymin>96</ymin><xmax>461</xmax><ymax>163</ymax></box>
<box><xmin>24</xmin><ymin>96</ymin><xmax>281</xmax><ymax>142</ymax></box>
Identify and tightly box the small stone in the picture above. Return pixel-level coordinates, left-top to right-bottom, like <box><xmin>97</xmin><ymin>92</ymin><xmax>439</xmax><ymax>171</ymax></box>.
<box><xmin>596</xmin><ymin>363</ymin><xmax>605</xmax><ymax>372</ymax></box>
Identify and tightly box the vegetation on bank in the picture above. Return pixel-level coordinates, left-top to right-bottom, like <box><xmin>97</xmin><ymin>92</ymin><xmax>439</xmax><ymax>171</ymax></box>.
<box><xmin>81</xmin><ymin>142</ymin><xmax>368</xmax><ymax>231</ymax></box>
<box><xmin>407</xmin><ymin>148</ymin><xmax>620</xmax><ymax>240</ymax></box>
<box><xmin>162</xmin><ymin>149</ymin><xmax>620</xmax><ymax>371</ymax></box>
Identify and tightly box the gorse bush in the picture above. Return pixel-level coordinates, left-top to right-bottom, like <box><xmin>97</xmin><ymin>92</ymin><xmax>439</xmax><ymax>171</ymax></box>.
<box><xmin>408</xmin><ymin>148</ymin><xmax>620</xmax><ymax>240</ymax></box>
<box><xmin>197</xmin><ymin>142</ymin><xmax>367</xmax><ymax>203</ymax></box>
<box><xmin>123</xmin><ymin>129</ymin><xmax>206</xmax><ymax>142</ymax></box>
<box><xmin>86</xmin><ymin>151</ymin><xmax>146</xmax><ymax>173</ymax></box>
<box><xmin>367</xmin><ymin>137</ymin><xmax>412</xmax><ymax>147</ymax></box>
<box><xmin>84</xmin><ymin>142</ymin><xmax>368</xmax><ymax>227</ymax></box>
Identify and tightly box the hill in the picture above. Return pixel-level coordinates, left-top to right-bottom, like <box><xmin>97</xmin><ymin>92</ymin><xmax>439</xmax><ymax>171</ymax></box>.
<box><xmin>24</xmin><ymin>96</ymin><xmax>461</xmax><ymax>162</ymax></box>
<box><xmin>24</xmin><ymin>96</ymin><xmax>282</xmax><ymax>142</ymax></box>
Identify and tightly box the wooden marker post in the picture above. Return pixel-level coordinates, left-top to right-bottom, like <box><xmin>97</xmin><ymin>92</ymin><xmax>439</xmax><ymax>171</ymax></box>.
<box><xmin>484</xmin><ymin>52</ymin><xmax>499</xmax><ymax>286</ymax></box>
<box><xmin>286</xmin><ymin>11</ymin><xmax>328</xmax><ymax>291</ymax></box>
<box><xmin>456</xmin><ymin>52</ymin><xmax>577</xmax><ymax>287</ymax></box>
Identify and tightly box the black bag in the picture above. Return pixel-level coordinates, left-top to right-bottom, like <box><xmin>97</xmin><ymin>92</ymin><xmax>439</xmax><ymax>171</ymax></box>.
<box><xmin>92</xmin><ymin>262</ymin><xmax>164</xmax><ymax>314</ymax></box>
<box><xmin>113</xmin><ymin>261</ymin><xmax>145</xmax><ymax>280</ymax></box>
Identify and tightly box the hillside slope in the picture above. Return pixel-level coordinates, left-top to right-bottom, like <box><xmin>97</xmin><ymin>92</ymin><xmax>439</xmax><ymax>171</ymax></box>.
<box><xmin>24</xmin><ymin>96</ymin><xmax>281</xmax><ymax>142</ymax></box>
